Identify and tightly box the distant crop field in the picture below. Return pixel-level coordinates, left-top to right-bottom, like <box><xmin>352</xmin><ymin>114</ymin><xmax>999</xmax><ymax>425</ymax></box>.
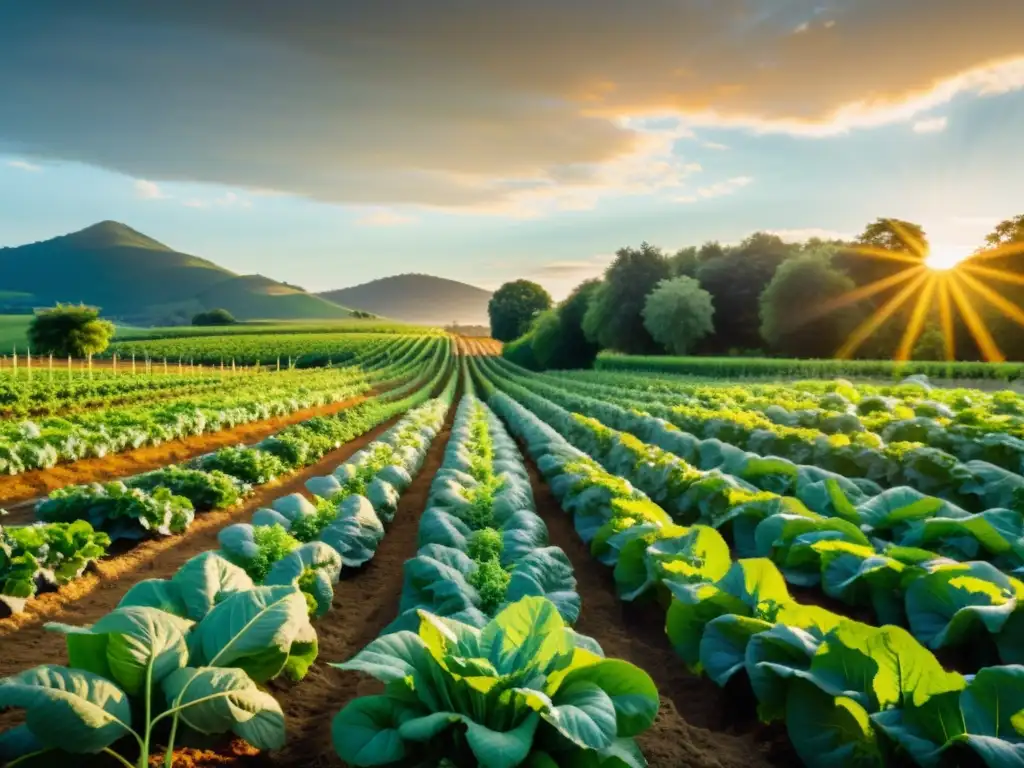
<box><xmin>594</xmin><ymin>351</ymin><xmax>1024</xmax><ymax>381</ymax></box>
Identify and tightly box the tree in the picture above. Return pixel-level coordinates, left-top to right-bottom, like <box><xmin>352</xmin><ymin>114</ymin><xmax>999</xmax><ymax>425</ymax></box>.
<box><xmin>488</xmin><ymin>280</ymin><xmax>552</xmax><ymax>341</ymax></box>
<box><xmin>982</xmin><ymin>214</ymin><xmax>1024</xmax><ymax>249</ymax></box>
<box><xmin>830</xmin><ymin>218</ymin><xmax>929</xmax><ymax>359</ymax></box>
<box><xmin>642</xmin><ymin>277</ymin><xmax>715</xmax><ymax>355</ymax></box>
<box><xmin>976</xmin><ymin>214</ymin><xmax>1024</xmax><ymax>361</ymax></box>
<box><xmin>28</xmin><ymin>304</ymin><xmax>115</xmax><ymax>358</ymax></box>
<box><xmin>531</xmin><ymin>279</ymin><xmax>602</xmax><ymax>369</ymax></box>
<box><xmin>669</xmin><ymin>246</ymin><xmax>699</xmax><ymax>278</ymax></box>
<box><xmin>759</xmin><ymin>250</ymin><xmax>862</xmax><ymax>358</ymax></box>
<box><xmin>912</xmin><ymin>325</ymin><xmax>946</xmax><ymax>361</ymax></box>
<box><xmin>192</xmin><ymin>308</ymin><xmax>237</xmax><ymax>326</ymax></box>
<box><xmin>582</xmin><ymin>242</ymin><xmax>670</xmax><ymax>353</ymax></box>
<box><xmin>696</xmin><ymin>232</ymin><xmax>796</xmax><ymax>352</ymax></box>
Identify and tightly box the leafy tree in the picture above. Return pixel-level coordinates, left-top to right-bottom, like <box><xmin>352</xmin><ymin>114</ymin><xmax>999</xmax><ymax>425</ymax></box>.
<box><xmin>912</xmin><ymin>325</ymin><xmax>946</xmax><ymax>361</ymax></box>
<box><xmin>982</xmin><ymin>214</ymin><xmax>1024</xmax><ymax>248</ymax></box>
<box><xmin>531</xmin><ymin>279</ymin><xmax>602</xmax><ymax>369</ymax></box>
<box><xmin>582</xmin><ymin>242</ymin><xmax>670</xmax><ymax>353</ymax></box>
<box><xmin>760</xmin><ymin>250</ymin><xmax>862</xmax><ymax>358</ymax></box>
<box><xmin>28</xmin><ymin>304</ymin><xmax>115</xmax><ymax>358</ymax></box>
<box><xmin>502</xmin><ymin>332</ymin><xmax>540</xmax><ymax>370</ymax></box>
<box><xmin>669</xmin><ymin>246</ymin><xmax>699</xmax><ymax>278</ymax></box>
<box><xmin>642</xmin><ymin>277</ymin><xmax>715</xmax><ymax>355</ymax></box>
<box><xmin>488</xmin><ymin>280</ymin><xmax>552</xmax><ymax>342</ymax></box>
<box><xmin>192</xmin><ymin>308</ymin><xmax>237</xmax><ymax>326</ymax></box>
<box><xmin>696</xmin><ymin>232</ymin><xmax>796</xmax><ymax>352</ymax></box>
<box><xmin>976</xmin><ymin>214</ymin><xmax>1024</xmax><ymax>361</ymax></box>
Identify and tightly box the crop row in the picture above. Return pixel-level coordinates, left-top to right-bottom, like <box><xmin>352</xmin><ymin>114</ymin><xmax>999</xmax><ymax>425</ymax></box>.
<box><xmin>0</xmin><ymin>369</ymin><xmax>458</xmax><ymax>768</ymax></box>
<box><xmin>593</xmin><ymin>352</ymin><xmax>1024</xmax><ymax>381</ymax></box>
<box><xmin>0</xmin><ymin>341</ymin><xmax>453</xmax><ymax>615</ymax></box>
<box><xmin>494</xmin><ymin>361</ymin><xmax>1024</xmax><ymax>521</ymax></box>
<box><xmin>108</xmin><ymin>330</ymin><xmax>445</xmax><ymax>366</ymax></box>
<box><xmin>469</xmin><ymin>357</ymin><xmax>1024</xmax><ymax>768</ymax></box>
<box><xmin>479</xmin><ymin>358</ymin><xmax>1024</xmax><ymax>666</ymax></box>
<box><xmin>0</xmin><ymin>337</ymin><xmax>444</xmax><ymax>477</ymax></box>
<box><xmin>0</xmin><ymin>333</ymin><xmax>417</xmax><ymax>417</ymax></box>
<box><xmin>333</xmin><ymin>364</ymin><xmax>659</xmax><ymax>767</ymax></box>
<box><xmin>551</xmin><ymin>368</ymin><xmax>1024</xmax><ymax>474</ymax></box>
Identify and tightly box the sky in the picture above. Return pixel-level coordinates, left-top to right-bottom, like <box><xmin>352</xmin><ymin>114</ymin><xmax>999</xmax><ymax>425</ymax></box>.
<box><xmin>2</xmin><ymin>1</ymin><xmax>1024</xmax><ymax>299</ymax></box>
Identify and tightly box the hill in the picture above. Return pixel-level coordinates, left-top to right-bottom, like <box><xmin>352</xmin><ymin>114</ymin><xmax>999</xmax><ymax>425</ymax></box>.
<box><xmin>0</xmin><ymin>221</ymin><xmax>352</xmax><ymax>324</ymax></box>
<box><xmin>319</xmin><ymin>274</ymin><xmax>492</xmax><ymax>325</ymax></box>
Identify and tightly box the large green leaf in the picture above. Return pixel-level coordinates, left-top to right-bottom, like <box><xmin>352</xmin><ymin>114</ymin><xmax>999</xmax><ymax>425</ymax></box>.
<box><xmin>542</xmin><ymin>681</ymin><xmax>618</xmax><ymax>750</ymax></box>
<box><xmin>116</xmin><ymin>579</ymin><xmax>189</xmax><ymax>618</ymax></box>
<box><xmin>332</xmin><ymin>694</ymin><xmax>422</xmax><ymax>767</ymax></box>
<box><xmin>786</xmin><ymin>681</ymin><xmax>883</xmax><ymax>768</ymax></box>
<box><xmin>161</xmin><ymin>666</ymin><xmax>285</xmax><ymax>749</ymax></box>
<box><xmin>699</xmin><ymin>614</ymin><xmax>774</xmax><ymax>688</ymax></box>
<box><xmin>480</xmin><ymin>596</ymin><xmax>573</xmax><ymax>677</ymax></box>
<box><xmin>556</xmin><ymin>659</ymin><xmax>659</xmax><ymax>738</ymax></box>
<box><xmin>746</xmin><ymin>624</ymin><xmax>821</xmax><ymax>723</ymax></box>
<box><xmin>46</xmin><ymin>606</ymin><xmax>190</xmax><ymax>696</ymax></box>
<box><xmin>171</xmin><ymin>551</ymin><xmax>254</xmax><ymax>621</ymax></box>
<box><xmin>189</xmin><ymin>585</ymin><xmax>316</xmax><ymax>683</ymax></box>
<box><xmin>905</xmin><ymin>562</ymin><xmax>1019</xmax><ymax>650</ymax></box>
<box><xmin>0</xmin><ymin>665</ymin><xmax>133</xmax><ymax>754</ymax></box>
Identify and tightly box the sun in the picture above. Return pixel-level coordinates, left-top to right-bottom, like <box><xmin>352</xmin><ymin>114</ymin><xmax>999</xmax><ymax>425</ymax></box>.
<box><xmin>924</xmin><ymin>244</ymin><xmax>971</xmax><ymax>271</ymax></box>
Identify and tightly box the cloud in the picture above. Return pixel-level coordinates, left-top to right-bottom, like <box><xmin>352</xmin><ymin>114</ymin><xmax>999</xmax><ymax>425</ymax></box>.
<box><xmin>134</xmin><ymin>179</ymin><xmax>165</xmax><ymax>199</ymax></box>
<box><xmin>531</xmin><ymin>256</ymin><xmax>613</xmax><ymax>279</ymax></box>
<box><xmin>6</xmin><ymin>159</ymin><xmax>41</xmax><ymax>172</ymax></box>
<box><xmin>0</xmin><ymin>2</ymin><xmax>1023</xmax><ymax>209</ymax></box>
<box><xmin>912</xmin><ymin>116</ymin><xmax>948</xmax><ymax>133</ymax></box>
<box><xmin>701</xmin><ymin>142</ymin><xmax>729</xmax><ymax>151</ymax></box>
<box><xmin>678</xmin><ymin>176</ymin><xmax>753</xmax><ymax>203</ymax></box>
<box><xmin>355</xmin><ymin>209</ymin><xmax>417</xmax><ymax>226</ymax></box>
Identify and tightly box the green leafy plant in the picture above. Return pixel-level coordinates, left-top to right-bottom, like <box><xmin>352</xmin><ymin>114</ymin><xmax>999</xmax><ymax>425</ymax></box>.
<box><xmin>332</xmin><ymin>597</ymin><xmax>658</xmax><ymax>767</ymax></box>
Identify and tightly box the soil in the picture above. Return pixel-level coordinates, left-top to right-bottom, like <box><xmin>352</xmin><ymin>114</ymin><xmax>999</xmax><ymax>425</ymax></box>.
<box><xmin>0</xmin><ymin>410</ymin><xmax>400</xmax><ymax>652</ymax></box>
<box><xmin>520</xmin><ymin>460</ymin><xmax>790</xmax><ymax>768</ymax></box>
<box><xmin>0</xmin><ymin>388</ymin><xmax>798</xmax><ymax>768</ymax></box>
<box><xmin>0</xmin><ymin>396</ymin><xmax>367</xmax><ymax>513</ymax></box>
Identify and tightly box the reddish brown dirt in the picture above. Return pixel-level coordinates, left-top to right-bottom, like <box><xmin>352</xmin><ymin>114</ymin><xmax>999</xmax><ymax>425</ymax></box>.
<box><xmin>0</xmin><ymin>396</ymin><xmax>368</xmax><ymax>513</ymax></box>
<box><xmin>519</xmin><ymin>460</ymin><xmax>788</xmax><ymax>768</ymax></box>
<box><xmin>255</xmin><ymin>395</ymin><xmax>458</xmax><ymax>768</ymax></box>
<box><xmin>0</xmin><ymin>412</ymin><xmax>401</xmax><ymax>652</ymax></box>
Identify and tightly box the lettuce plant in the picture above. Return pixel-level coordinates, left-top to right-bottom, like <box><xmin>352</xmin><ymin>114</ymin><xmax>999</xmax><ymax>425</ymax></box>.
<box><xmin>332</xmin><ymin>597</ymin><xmax>658</xmax><ymax>768</ymax></box>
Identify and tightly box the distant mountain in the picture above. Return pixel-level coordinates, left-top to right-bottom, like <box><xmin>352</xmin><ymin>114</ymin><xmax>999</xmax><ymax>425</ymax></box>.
<box><xmin>319</xmin><ymin>274</ymin><xmax>492</xmax><ymax>325</ymax></box>
<box><xmin>0</xmin><ymin>221</ymin><xmax>352</xmax><ymax>323</ymax></box>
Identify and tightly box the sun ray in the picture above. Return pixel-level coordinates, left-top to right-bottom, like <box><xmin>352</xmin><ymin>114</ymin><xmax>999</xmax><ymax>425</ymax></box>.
<box><xmin>946</xmin><ymin>274</ymin><xmax>1005</xmax><ymax>362</ymax></box>
<box><xmin>846</xmin><ymin>244</ymin><xmax>924</xmax><ymax>267</ymax></box>
<box><xmin>835</xmin><ymin>270</ymin><xmax>931</xmax><ymax>359</ymax></box>
<box><xmin>962</xmin><ymin>262</ymin><xmax>1024</xmax><ymax>288</ymax></box>
<box><xmin>895</xmin><ymin>276</ymin><xmax>938</xmax><ymax>361</ymax></box>
<box><xmin>968</xmin><ymin>240</ymin><xmax>1024</xmax><ymax>263</ymax></box>
<box><xmin>938</xmin><ymin>276</ymin><xmax>955</xmax><ymax>361</ymax></box>
<box><xmin>789</xmin><ymin>265</ymin><xmax>925</xmax><ymax>331</ymax></box>
<box><xmin>956</xmin><ymin>269</ymin><xmax>1024</xmax><ymax>329</ymax></box>
<box><xmin>888</xmin><ymin>219</ymin><xmax>929</xmax><ymax>260</ymax></box>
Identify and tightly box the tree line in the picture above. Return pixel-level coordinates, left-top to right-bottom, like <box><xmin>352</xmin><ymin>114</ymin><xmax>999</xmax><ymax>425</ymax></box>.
<box><xmin>488</xmin><ymin>214</ymin><xmax>1024</xmax><ymax>369</ymax></box>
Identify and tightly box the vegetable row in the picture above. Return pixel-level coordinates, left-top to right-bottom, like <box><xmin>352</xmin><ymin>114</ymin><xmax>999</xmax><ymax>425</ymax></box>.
<box><xmin>332</xmin><ymin>368</ymin><xmax>659</xmax><ymax>768</ymax></box>
<box><xmin>477</xmin><ymin>359</ymin><xmax>1024</xmax><ymax>667</ymax></box>
<box><xmin>472</xmin><ymin>359</ymin><xmax>1024</xmax><ymax>768</ymax></box>
<box><xmin>0</xmin><ymin>369</ymin><xmax>457</xmax><ymax>767</ymax></box>
<box><xmin>1</xmin><ymin>341</ymin><xmax>452</xmax><ymax>613</ymax></box>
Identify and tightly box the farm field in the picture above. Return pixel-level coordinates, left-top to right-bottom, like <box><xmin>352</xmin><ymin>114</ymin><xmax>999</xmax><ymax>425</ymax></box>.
<box><xmin>1</xmin><ymin>330</ymin><xmax>1022</xmax><ymax>768</ymax></box>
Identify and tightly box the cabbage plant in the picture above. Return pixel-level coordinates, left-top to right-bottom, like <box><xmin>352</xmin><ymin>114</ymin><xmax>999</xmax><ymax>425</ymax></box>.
<box><xmin>332</xmin><ymin>597</ymin><xmax>658</xmax><ymax>767</ymax></box>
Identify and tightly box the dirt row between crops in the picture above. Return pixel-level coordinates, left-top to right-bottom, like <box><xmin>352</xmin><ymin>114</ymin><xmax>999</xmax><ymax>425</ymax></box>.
<box><xmin>521</xmin><ymin>459</ymin><xmax>792</xmax><ymax>768</ymax></box>
<box><xmin>0</xmin><ymin>395</ymin><xmax>370</xmax><ymax>513</ymax></box>
<box><xmin>0</xmin><ymin>411</ymin><xmax>403</xmax><ymax>651</ymax></box>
